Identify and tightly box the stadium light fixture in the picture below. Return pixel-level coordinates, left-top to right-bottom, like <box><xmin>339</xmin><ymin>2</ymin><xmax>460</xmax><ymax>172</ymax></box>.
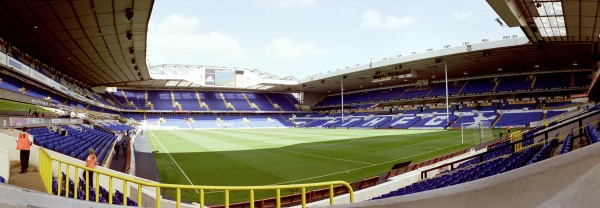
<box><xmin>126</xmin><ymin>8</ymin><xmax>134</xmax><ymax>21</ymax></box>
<box><xmin>129</xmin><ymin>47</ymin><xmax>134</xmax><ymax>54</ymax></box>
<box><xmin>495</xmin><ymin>18</ymin><xmax>504</xmax><ymax>27</ymax></box>
<box><xmin>126</xmin><ymin>31</ymin><xmax>132</xmax><ymax>40</ymax></box>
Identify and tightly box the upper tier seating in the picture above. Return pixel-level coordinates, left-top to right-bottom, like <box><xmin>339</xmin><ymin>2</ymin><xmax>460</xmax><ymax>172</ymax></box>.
<box><xmin>399</xmin><ymin>88</ymin><xmax>431</xmax><ymax>99</ymax></box>
<box><xmin>460</xmin><ymin>79</ymin><xmax>496</xmax><ymax>94</ymax></box>
<box><xmin>222</xmin><ymin>92</ymin><xmax>254</xmax><ymax>111</ymax></box>
<box><xmin>495</xmin><ymin>76</ymin><xmax>532</xmax><ymax>92</ymax></box>
<box><xmin>147</xmin><ymin>91</ymin><xmax>176</xmax><ymax>110</ymax></box>
<box><xmin>427</xmin><ymin>83</ymin><xmax>463</xmax><ymax>97</ymax></box>
<box><xmin>266</xmin><ymin>93</ymin><xmax>299</xmax><ymax>111</ymax></box>
<box><xmin>376</xmin><ymin>88</ymin><xmax>405</xmax><ymax>101</ymax></box>
<box><xmin>246</xmin><ymin>93</ymin><xmax>278</xmax><ymax>111</ymax></box>
<box><xmin>200</xmin><ymin>92</ymin><xmax>230</xmax><ymax>111</ymax></box>
<box><xmin>494</xmin><ymin>112</ymin><xmax>543</xmax><ymax>127</ymax></box>
<box><xmin>534</xmin><ymin>73</ymin><xmax>572</xmax><ymax>89</ymax></box>
<box><xmin>174</xmin><ymin>91</ymin><xmax>207</xmax><ymax>111</ymax></box>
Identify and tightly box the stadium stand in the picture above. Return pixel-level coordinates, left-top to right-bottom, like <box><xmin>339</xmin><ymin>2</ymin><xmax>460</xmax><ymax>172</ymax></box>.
<box><xmin>426</xmin><ymin>83</ymin><xmax>463</xmax><ymax>97</ymax></box>
<box><xmin>459</xmin><ymin>79</ymin><xmax>496</xmax><ymax>94</ymax></box>
<box><xmin>494</xmin><ymin>112</ymin><xmax>543</xmax><ymax>127</ymax></box>
<box><xmin>379</xmin><ymin>116</ymin><xmax>421</xmax><ymax>129</ymax></box>
<box><xmin>28</xmin><ymin>126</ymin><xmax>116</xmax><ymax>163</ymax></box>
<box><xmin>494</xmin><ymin>76</ymin><xmax>532</xmax><ymax>92</ymax></box>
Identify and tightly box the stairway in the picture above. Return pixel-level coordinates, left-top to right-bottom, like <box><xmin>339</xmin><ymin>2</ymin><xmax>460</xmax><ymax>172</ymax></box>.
<box><xmin>170</xmin><ymin>90</ymin><xmax>176</xmax><ymax>108</ymax></box>
<box><xmin>195</xmin><ymin>91</ymin><xmax>206</xmax><ymax>110</ymax></box>
<box><xmin>491</xmin><ymin>78</ymin><xmax>500</xmax><ymax>92</ymax></box>
<box><xmin>243</xmin><ymin>93</ymin><xmax>260</xmax><ymax>111</ymax></box>
<box><xmin>530</xmin><ymin>75</ymin><xmax>537</xmax><ymax>89</ymax></box>
<box><xmin>264</xmin><ymin>94</ymin><xmax>280</xmax><ymax>110</ymax></box>
<box><xmin>121</xmin><ymin>90</ymin><xmax>133</xmax><ymax>108</ymax></box>
<box><xmin>457</xmin><ymin>81</ymin><xmax>468</xmax><ymax>94</ymax></box>
<box><xmin>144</xmin><ymin>90</ymin><xmax>149</xmax><ymax>109</ymax></box>
<box><xmin>284</xmin><ymin>94</ymin><xmax>299</xmax><ymax>110</ymax></box>
<box><xmin>491</xmin><ymin>113</ymin><xmax>502</xmax><ymax>127</ymax></box>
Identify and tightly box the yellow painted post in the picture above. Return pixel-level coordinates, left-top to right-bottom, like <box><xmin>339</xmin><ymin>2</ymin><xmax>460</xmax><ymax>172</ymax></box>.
<box><xmin>225</xmin><ymin>189</ymin><xmax>229</xmax><ymax>208</ymax></box>
<box><xmin>85</xmin><ymin>168</ymin><xmax>89</xmax><ymax>201</ymax></box>
<box><xmin>249</xmin><ymin>189</ymin><xmax>255</xmax><ymax>208</ymax></box>
<box><xmin>348</xmin><ymin>185</ymin><xmax>354</xmax><ymax>203</ymax></box>
<box><xmin>276</xmin><ymin>189</ymin><xmax>281</xmax><ymax>208</ymax></box>
<box><xmin>57</xmin><ymin>162</ymin><xmax>62</xmax><ymax>196</ymax></box>
<box><xmin>109</xmin><ymin>177</ymin><xmax>113</xmax><ymax>204</ymax></box>
<box><xmin>65</xmin><ymin>164</ymin><xmax>70</xmax><ymax>198</ymax></box>
<box><xmin>176</xmin><ymin>188</ymin><xmax>181</xmax><ymax>208</ymax></box>
<box><xmin>156</xmin><ymin>186</ymin><xmax>161</xmax><ymax>208</ymax></box>
<box><xmin>301</xmin><ymin>187</ymin><xmax>306</xmax><ymax>208</ymax></box>
<box><xmin>200</xmin><ymin>189</ymin><xmax>205</xmax><ymax>208</ymax></box>
<box><xmin>138</xmin><ymin>184</ymin><xmax>142</xmax><ymax>208</ymax></box>
<box><xmin>123</xmin><ymin>180</ymin><xmax>128</xmax><ymax>205</ymax></box>
<box><xmin>74</xmin><ymin>168</ymin><xmax>79</xmax><ymax>198</ymax></box>
<box><xmin>95</xmin><ymin>173</ymin><xmax>100</xmax><ymax>203</ymax></box>
<box><xmin>329</xmin><ymin>184</ymin><xmax>334</xmax><ymax>205</ymax></box>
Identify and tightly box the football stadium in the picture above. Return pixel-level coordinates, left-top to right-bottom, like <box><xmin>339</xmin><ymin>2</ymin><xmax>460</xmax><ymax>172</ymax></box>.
<box><xmin>1</xmin><ymin>0</ymin><xmax>600</xmax><ymax>208</ymax></box>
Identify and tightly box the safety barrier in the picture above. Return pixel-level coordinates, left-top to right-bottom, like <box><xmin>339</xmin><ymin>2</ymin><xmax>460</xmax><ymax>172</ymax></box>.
<box><xmin>39</xmin><ymin>148</ymin><xmax>354</xmax><ymax>208</ymax></box>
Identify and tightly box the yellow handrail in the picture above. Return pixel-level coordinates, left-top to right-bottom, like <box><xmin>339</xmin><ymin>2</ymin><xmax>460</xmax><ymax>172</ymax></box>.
<box><xmin>39</xmin><ymin>149</ymin><xmax>354</xmax><ymax>208</ymax></box>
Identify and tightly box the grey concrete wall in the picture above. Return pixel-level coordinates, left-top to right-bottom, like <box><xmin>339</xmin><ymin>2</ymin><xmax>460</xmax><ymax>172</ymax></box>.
<box><xmin>320</xmin><ymin>142</ymin><xmax>600</xmax><ymax>208</ymax></box>
<box><xmin>303</xmin><ymin>92</ymin><xmax>329</xmax><ymax>108</ymax></box>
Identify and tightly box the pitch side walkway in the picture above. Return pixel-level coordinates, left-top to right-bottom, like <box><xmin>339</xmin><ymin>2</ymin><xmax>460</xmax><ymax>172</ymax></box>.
<box><xmin>108</xmin><ymin>137</ymin><xmax>130</xmax><ymax>173</ymax></box>
<box><xmin>133</xmin><ymin>131</ymin><xmax>161</xmax><ymax>182</ymax></box>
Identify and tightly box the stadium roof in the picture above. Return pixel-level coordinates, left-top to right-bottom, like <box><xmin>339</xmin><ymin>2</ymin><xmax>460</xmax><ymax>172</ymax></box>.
<box><xmin>271</xmin><ymin>37</ymin><xmax>594</xmax><ymax>93</ymax></box>
<box><xmin>489</xmin><ymin>0</ymin><xmax>600</xmax><ymax>42</ymax></box>
<box><xmin>0</xmin><ymin>0</ymin><xmax>153</xmax><ymax>87</ymax></box>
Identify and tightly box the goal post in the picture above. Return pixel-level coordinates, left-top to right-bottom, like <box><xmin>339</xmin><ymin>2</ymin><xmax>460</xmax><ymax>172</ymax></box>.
<box><xmin>461</xmin><ymin>121</ymin><xmax>493</xmax><ymax>144</ymax></box>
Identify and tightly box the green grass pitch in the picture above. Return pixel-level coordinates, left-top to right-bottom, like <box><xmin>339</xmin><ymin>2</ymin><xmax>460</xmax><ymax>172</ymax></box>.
<box><xmin>148</xmin><ymin>128</ymin><xmax>505</xmax><ymax>204</ymax></box>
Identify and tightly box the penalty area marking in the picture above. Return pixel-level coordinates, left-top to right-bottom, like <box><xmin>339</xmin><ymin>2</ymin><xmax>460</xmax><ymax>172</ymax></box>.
<box><xmin>150</xmin><ymin>131</ymin><xmax>199</xmax><ymax>193</ymax></box>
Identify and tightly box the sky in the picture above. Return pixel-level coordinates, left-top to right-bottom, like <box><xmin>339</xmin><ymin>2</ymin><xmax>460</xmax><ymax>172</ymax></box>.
<box><xmin>146</xmin><ymin>0</ymin><xmax>524</xmax><ymax>80</ymax></box>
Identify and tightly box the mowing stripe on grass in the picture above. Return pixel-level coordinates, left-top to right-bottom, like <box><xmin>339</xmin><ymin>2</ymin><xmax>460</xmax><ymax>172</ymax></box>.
<box><xmin>270</xmin><ymin>142</ymin><xmax>470</xmax><ymax>185</ymax></box>
<box><xmin>150</xmin><ymin>131</ymin><xmax>199</xmax><ymax>193</ymax></box>
<box><xmin>278</xmin><ymin>149</ymin><xmax>375</xmax><ymax>165</ymax></box>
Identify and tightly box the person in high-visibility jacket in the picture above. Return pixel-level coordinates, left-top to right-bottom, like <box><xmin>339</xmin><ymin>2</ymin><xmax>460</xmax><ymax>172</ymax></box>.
<box><xmin>84</xmin><ymin>148</ymin><xmax>97</xmax><ymax>187</ymax></box>
<box><xmin>16</xmin><ymin>128</ymin><xmax>32</xmax><ymax>174</ymax></box>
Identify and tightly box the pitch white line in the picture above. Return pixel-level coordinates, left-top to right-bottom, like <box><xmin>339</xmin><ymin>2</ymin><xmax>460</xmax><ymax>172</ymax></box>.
<box><xmin>278</xmin><ymin>149</ymin><xmax>375</xmax><ymax>165</ymax></box>
<box><xmin>150</xmin><ymin>131</ymin><xmax>199</xmax><ymax>193</ymax></box>
<box><xmin>270</xmin><ymin>141</ymin><xmax>467</xmax><ymax>185</ymax></box>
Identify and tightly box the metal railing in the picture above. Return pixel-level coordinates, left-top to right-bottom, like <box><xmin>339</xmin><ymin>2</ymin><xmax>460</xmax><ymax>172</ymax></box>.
<box><xmin>39</xmin><ymin>149</ymin><xmax>354</xmax><ymax>208</ymax></box>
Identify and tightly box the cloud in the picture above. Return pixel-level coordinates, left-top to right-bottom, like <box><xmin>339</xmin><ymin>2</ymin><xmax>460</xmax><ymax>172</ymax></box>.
<box><xmin>361</xmin><ymin>10</ymin><xmax>416</xmax><ymax>29</ymax></box>
<box><xmin>147</xmin><ymin>14</ymin><xmax>246</xmax><ymax>65</ymax></box>
<box><xmin>258</xmin><ymin>0</ymin><xmax>318</xmax><ymax>8</ymax></box>
<box><xmin>265</xmin><ymin>37</ymin><xmax>327</xmax><ymax>60</ymax></box>
<box><xmin>451</xmin><ymin>10</ymin><xmax>473</xmax><ymax>20</ymax></box>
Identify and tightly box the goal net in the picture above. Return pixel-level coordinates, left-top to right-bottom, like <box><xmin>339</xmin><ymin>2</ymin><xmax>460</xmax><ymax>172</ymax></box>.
<box><xmin>461</xmin><ymin>121</ymin><xmax>493</xmax><ymax>144</ymax></box>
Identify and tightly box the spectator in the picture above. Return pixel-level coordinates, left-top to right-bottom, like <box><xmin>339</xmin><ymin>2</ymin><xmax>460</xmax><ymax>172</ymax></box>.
<box><xmin>84</xmin><ymin>148</ymin><xmax>96</xmax><ymax>187</ymax></box>
<box><xmin>114</xmin><ymin>143</ymin><xmax>120</xmax><ymax>159</ymax></box>
<box><xmin>122</xmin><ymin>142</ymin><xmax>127</xmax><ymax>156</ymax></box>
<box><xmin>16</xmin><ymin>127</ymin><xmax>32</xmax><ymax>174</ymax></box>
